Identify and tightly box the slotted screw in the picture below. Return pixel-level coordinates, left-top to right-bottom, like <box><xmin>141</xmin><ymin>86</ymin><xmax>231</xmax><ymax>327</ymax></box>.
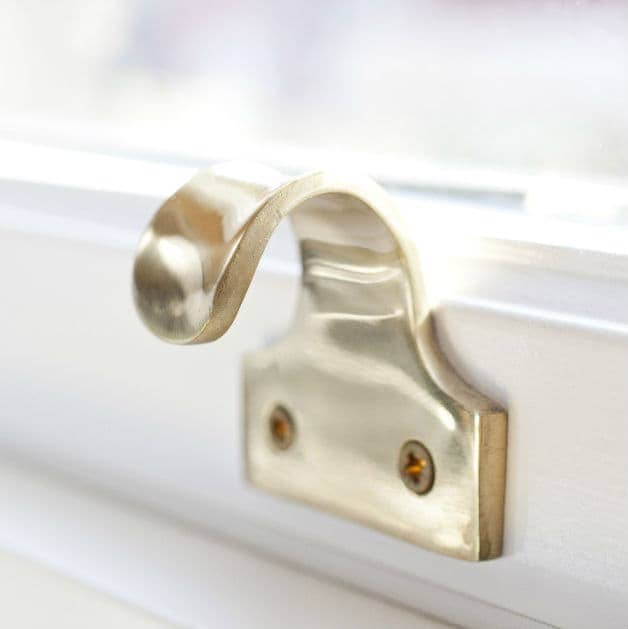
<box><xmin>269</xmin><ymin>406</ymin><xmax>295</xmax><ymax>450</ymax></box>
<box><xmin>398</xmin><ymin>440</ymin><xmax>434</xmax><ymax>495</ymax></box>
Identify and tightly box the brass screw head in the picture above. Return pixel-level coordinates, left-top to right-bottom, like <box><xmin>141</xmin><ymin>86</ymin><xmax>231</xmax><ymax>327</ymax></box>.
<box><xmin>270</xmin><ymin>406</ymin><xmax>295</xmax><ymax>450</ymax></box>
<box><xmin>398</xmin><ymin>440</ymin><xmax>434</xmax><ymax>495</ymax></box>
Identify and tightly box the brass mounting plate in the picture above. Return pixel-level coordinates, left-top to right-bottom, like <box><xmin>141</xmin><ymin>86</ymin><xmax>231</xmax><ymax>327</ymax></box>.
<box><xmin>243</xmin><ymin>194</ymin><xmax>506</xmax><ymax>561</ymax></box>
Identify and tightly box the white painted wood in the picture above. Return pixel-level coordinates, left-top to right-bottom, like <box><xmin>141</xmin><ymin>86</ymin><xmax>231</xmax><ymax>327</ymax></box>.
<box><xmin>0</xmin><ymin>548</ymin><xmax>171</xmax><ymax>628</ymax></box>
<box><xmin>0</xmin><ymin>461</ymin><xmax>445</xmax><ymax>629</ymax></box>
<box><xmin>1</xmin><ymin>142</ymin><xmax>627</xmax><ymax>627</ymax></box>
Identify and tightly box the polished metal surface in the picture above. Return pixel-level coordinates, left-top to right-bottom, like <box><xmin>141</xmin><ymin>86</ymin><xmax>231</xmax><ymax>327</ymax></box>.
<box><xmin>133</xmin><ymin>163</ymin><xmax>507</xmax><ymax>560</ymax></box>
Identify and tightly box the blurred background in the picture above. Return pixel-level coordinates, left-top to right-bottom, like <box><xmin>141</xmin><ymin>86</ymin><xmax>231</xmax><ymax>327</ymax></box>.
<box><xmin>1</xmin><ymin>0</ymin><xmax>628</xmax><ymax>187</ymax></box>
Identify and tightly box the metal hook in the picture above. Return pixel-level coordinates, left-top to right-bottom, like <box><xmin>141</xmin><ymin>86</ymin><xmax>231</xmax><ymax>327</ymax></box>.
<box><xmin>132</xmin><ymin>163</ymin><xmax>507</xmax><ymax>561</ymax></box>
<box><xmin>133</xmin><ymin>163</ymin><xmax>427</xmax><ymax>345</ymax></box>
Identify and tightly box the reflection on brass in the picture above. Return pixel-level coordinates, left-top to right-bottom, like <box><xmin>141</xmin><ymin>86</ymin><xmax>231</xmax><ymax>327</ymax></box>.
<box><xmin>399</xmin><ymin>440</ymin><xmax>434</xmax><ymax>495</ymax></box>
<box><xmin>270</xmin><ymin>406</ymin><xmax>295</xmax><ymax>450</ymax></box>
<box><xmin>133</xmin><ymin>162</ymin><xmax>507</xmax><ymax>561</ymax></box>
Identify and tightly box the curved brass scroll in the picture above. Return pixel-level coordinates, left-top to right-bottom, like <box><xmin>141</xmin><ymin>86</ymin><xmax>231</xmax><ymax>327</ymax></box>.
<box><xmin>133</xmin><ymin>163</ymin><xmax>507</xmax><ymax>561</ymax></box>
<box><xmin>133</xmin><ymin>163</ymin><xmax>428</xmax><ymax>345</ymax></box>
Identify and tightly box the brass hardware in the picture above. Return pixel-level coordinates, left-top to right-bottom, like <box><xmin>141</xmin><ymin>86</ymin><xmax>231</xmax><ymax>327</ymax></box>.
<box><xmin>269</xmin><ymin>406</ymin><xmax>295</xmax><ymax>450</ymax></box>
<box><xmin>399</xmin><ymin>440</ymin><xmax>435</xmax><ymax>496</ymax></box>
<box><xmin>133</xmin><ymin>163</ymin><xmax>507</xmax><ymax>561</ymax></box>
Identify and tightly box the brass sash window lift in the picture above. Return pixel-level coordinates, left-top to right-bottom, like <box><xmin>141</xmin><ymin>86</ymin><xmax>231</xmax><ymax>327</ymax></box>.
<box><xmin>133</xmin><ymin>163</ymin><xmax>507</xmax><ymax>561</ymax></box>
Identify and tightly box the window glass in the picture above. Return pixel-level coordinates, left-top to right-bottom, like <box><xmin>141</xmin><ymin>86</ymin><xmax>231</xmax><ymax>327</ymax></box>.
<box><xmin>1</xmin><ymin>1</ymin><xmax>627</xmax><ymax>190</ymax></box>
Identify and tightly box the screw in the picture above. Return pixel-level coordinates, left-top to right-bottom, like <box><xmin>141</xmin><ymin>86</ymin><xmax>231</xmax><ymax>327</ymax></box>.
<box><xmin>269</xmin><ymin>406</ymin><xmax>295</xmax><ymax>450</ymax></box>
<box><xmin>398</xmin><ymin>440</ymin><xmax>434</xmax><ymax>495</ymax></box>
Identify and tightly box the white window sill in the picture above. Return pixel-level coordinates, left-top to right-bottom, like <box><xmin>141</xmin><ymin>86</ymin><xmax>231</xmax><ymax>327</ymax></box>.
<box><xmin>1</xmin><ymin>139</ymin><xmax>627</xmax><ymax>628</ymax></box>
